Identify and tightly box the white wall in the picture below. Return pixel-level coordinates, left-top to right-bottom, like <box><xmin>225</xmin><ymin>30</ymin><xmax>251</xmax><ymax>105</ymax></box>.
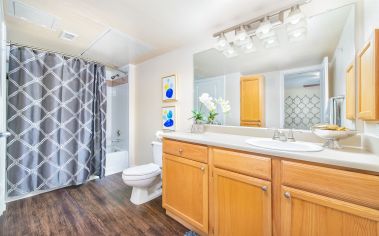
<box><xmin>194</xmin><ymin>75</ymin><xmax>225</xmax><ymax>124</ymax></box>
<box><xmin>134</xmin><ymin>40</ymin><xmax>212</xmax><ymax>164</ymax></box>
<box><xmin>331</xmin><ymin>6</ymin><xmax>355</xmax><ymax>129</ymax></box>
<box><xmin>261</xmin><ymin>71</ymin><xmax>281</xmax><ymax>128</ymax></box>
<box><xmin>224</xmin><ymin>72</ymin><xmax>241</xmax><ymax>126</ymax></box>
<box><xmin>126</xmin><ymin>64</ymin><xmax>136</xmax><ymax>166</ymax></box>
<box><xmin>132</xmin><ymin>0</ymin><xmax>379</xmax><ymax>166</ymax></box>
<box><xmin>356</xmin><ymin>0</ymin><xmax>379</xmax><ymax>136</ymax></box>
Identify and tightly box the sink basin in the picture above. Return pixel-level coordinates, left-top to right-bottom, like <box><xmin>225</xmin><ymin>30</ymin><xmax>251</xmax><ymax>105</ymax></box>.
<box><xmin>246</xmin><ymin>138</ymin><xmax>323</xmax><ymax>152</ymax></box>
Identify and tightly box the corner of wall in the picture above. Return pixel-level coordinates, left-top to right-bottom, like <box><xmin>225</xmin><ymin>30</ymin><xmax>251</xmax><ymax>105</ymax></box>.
<box><xmin>127</xmin><ymin>64</ymin><xmax>136</xmax><ymax>167</ymax></box>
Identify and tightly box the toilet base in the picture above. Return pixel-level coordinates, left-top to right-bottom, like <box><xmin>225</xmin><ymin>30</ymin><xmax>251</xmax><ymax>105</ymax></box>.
<box><xmin>130</xmin><ymin>179</ymin><xmax>162</xmax><ymax>205</ymax></box>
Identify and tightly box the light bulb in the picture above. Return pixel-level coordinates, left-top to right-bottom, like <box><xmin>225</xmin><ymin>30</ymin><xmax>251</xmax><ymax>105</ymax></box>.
<box><xmin>214</xmin><ymin>34</ymin><xmax>228</xmax><ymax>51</ymax></box>
<box><xmin>242</xmin><ymin>38</ymin><xmax>256</xmax><ymax>53</ymax></box>
<box><xmin>286</xmin><ymin>5</ymin><xmax>305</xmax><ymax>25</ymax></box>
<box><xmin>256</xmin><ymin>16</ymin><xmax>272</xmax><ymax>39</ymax></box>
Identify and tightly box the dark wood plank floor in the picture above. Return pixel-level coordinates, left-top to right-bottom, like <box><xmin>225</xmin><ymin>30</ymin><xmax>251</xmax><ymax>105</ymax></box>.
<box><xmin>0</xmin><ymin>173</ymin><xmax>187</xmax><ymax>236</ymax></box>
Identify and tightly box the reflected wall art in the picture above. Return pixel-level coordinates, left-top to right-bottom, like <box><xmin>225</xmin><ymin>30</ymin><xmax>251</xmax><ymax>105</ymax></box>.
<box><xmin>162</xmin><ymin>74</ymin><xmax>177</xmax><ymax>102</ymax></box>
<box><xmin>162</xmin><ymin>106</ymin><xmax>176</xmax><ymax>131</ymax></box>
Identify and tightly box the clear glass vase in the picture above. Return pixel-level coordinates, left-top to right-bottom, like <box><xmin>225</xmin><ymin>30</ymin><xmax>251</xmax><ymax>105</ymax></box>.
<box><xmin>191</xmin><ymin>123</ymin><xmax>205</xmax><ymax>133</ymax></box>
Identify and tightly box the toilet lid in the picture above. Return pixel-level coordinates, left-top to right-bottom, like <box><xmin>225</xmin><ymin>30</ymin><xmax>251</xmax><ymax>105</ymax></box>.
<box><xmin>123</xmin><ymin>163</ymin><xmax>160</xmax><ymax>176</ymax></box>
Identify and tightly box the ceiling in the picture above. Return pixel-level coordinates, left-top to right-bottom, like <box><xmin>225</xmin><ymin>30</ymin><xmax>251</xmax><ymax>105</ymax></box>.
<box><xmin>4</xmin><ymin>0</ymin><xmax>356</xmax><ymax>67</ymax></box>
<box><xmin>194</xmin><ymin>3</ymin><xmax>355</xmax><ymax>79</ymax></box>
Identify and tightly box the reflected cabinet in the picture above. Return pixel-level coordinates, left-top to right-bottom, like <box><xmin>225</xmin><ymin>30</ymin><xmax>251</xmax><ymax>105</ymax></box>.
<box><xmin>358</xmin><ymin>29</ymin><xmax>379</xmax><ymax>121</ymax></box>
<box><xmin>240</xmin><ymin>75</ymin><xmax>265</xmax><ymax>127</ymax></box>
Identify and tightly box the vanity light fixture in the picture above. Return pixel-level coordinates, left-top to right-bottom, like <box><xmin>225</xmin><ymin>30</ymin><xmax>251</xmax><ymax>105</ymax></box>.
<box><xmin>213</xmin><ymin>0</ymin><xmax>311</xmax><ymax>57</ymax></box>
<box><xmin>241</xmin><ymin>37</ymin><xmax>256</xmax><ymax>53</ymax></box>
<box><xmin>215</xmin><ymin>33</ymin><xmax>228</xmax><ymax>51</ymax></box>
<box><xmin>235</xmin><ymin>26</ymin><xmax>249</xmax><ymax>45</ymax></box>
<box><xmin>256</xmin><ymin>16</ymin><xmax>273</xmax><ymax>40</ymax></box>
<box><xmin>285</xmin><ymin>5</ymin><xmax>305</xmax><ymax>25</ymax></box>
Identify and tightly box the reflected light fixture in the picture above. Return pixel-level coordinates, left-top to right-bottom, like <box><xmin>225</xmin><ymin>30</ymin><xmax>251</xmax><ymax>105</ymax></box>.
<box><xmin>223</xmin><ymin>44</ymin><xmax>238</xmax><ymax>58</ymax></box>
<box><xmin>287</xmin><ymin>16</ymin><xmax>307</xmax><ymax>42</ymax></box>
<box><xmin>262</xmin><ymin>35</ymin><xmax>279</xmax><ymax>49</ymax></box>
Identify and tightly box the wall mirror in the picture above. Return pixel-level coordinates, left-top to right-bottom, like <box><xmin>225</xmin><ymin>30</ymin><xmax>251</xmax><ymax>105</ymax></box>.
<box><xmin>193</xmin><ymin>4</ymin><xmax>356</xmax><ymax>130</ymax></box>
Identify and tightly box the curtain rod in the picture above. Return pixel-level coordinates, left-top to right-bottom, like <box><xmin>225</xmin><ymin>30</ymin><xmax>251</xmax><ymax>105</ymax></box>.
<box><xmin>7</xmin><ymin>41</ymin><xmax>127</xmax><ymax>74</ymax></box>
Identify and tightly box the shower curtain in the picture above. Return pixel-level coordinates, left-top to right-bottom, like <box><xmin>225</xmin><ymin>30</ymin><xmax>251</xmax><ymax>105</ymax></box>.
<box><xmin>6</xmin><ymin>45</ymin><xmax>106</xmax><ymax>197</ymax></box>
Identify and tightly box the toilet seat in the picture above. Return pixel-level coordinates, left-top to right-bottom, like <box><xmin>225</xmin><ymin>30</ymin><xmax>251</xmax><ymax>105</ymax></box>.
<box><xmin>122</xmin><ymin>163</ymin><xmax>161</xmax><ymax>181</ymax></box>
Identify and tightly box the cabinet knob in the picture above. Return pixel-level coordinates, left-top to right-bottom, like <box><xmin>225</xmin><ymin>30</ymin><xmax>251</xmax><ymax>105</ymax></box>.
<box><xmin>200</xmin><ymin>166</ymin><xmax>205</xmax><ymax>171</ymax></box>
<box><xmin>261</xmin><ymin>186</ymin><xmax>268</xmax><ymax>192</ymax></box>
<box><xmin>284</xmin><ymin>192</ymin><xmax>291</xmax><ymax>199</ymax></box>
<box><xmin>178</xmin><ymin>148</ymin><xmax>183</xmax><ymax>154</ymax></box>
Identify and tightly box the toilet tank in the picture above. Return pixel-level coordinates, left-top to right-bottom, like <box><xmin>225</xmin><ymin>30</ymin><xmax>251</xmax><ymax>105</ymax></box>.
<box><xmin>152</xmin><ymin>141</ymin><xmax>162</xmax><ymax>167</ymax></box>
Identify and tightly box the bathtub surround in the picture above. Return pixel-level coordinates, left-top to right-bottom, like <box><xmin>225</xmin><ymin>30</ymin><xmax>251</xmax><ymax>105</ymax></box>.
<box><xmin>105</xmin><ymin>68</ymin><xmax>129</xmax><ymax>175</ymax></box>
<box><xmin>6</xmin><ymin>46</ymin><xmax>106</xmax><ymax>197</ymax></box>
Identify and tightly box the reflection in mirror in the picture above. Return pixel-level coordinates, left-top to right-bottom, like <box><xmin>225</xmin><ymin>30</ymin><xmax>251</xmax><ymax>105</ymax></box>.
<box><xmin>193</xmin><ymin>4</ymin><xmax>356</xmax><ymax>130</ymax></box>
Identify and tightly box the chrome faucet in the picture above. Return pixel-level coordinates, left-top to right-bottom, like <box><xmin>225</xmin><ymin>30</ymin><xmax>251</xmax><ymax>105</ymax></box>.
<box><xmin>272</xmin><ymin>129</ymin><xmax>287</xmax><ymax>141</ymax></box>
<box><xmin>287</xmin><ymin>129</ymin><xmax>296</xmax><ymax>142</ymax></box>
<box><xmin>278</xmin><ymin>130</ymin><xmax>287</xmax><ymax>142</ymax></box>
<box><xmin>272</xmin><ymin>129</ymin><xmax>296</xmax><ymax>142</ymax></box>
<box><xmin>272</xmin><ymin>129</ymin><xmax>280</xmax><ymax>140</ymax></box>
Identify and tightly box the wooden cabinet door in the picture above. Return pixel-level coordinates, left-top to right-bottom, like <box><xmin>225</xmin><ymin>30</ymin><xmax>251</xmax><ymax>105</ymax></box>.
<box><xmin>162</xmin><ymin>153</ymin><xmax>208</xmax><ymax>233</ymax></box>
<box><xmin>212</xmin><ymin>167</ymin><xmax>272</xmax><ymax>236</ymax></box>
<box><xmin>346</xmin><ymin>62</ymin><xmax>356</xmax><ymax>119</ymax></box>
<box><xmin>281</xmin><ymin>186</ymin><xmax>379</xmax><ymax>236</ymax></box>
<box><xmin>240</xmin><ymin>75</ymin><xmax>264</xmax><ymax>127</ymax></box>
<box><xmin>357</xmin><ymin>29</ymin><xmax>379</xmax><ymax>120</ymax></box>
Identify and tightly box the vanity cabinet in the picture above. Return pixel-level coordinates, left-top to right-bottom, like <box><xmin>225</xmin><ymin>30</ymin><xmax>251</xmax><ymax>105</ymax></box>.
<box><xmin>357</xmin><ymin>29</ymin><xmax>379</xmax><ymax>121</ymax></box>
<box><xmin>281</xmin><ymin>161</ymin><xmax>379</xmax><ymax>236</ymax></box>
<box><xmin>162</xmin><ymin>140</ymin><xmax>209</xmax><ymax>234</ymax></box>
<box><xmin>281</xmin><ymin>186</ymin><xmax>379</xmax><ymax>236</ymax></box>
<box><xmin>212</xmin><ymin>167</ymin><xmax>272</xmax><ymax>236</ymax></box>
<box><xmin>210</xmin><ymin>148</ymin><xmax>272</xmax><ymax>236</ymax></box>
<box><xmin>162</xmin><ymin>139</ymin><xmax>379</xmax><ymax>236</ymax></box>
<box><xmin>346</xmin><ymin>62</ymin><xmax>356</xmax><ymax>119</ymax></box>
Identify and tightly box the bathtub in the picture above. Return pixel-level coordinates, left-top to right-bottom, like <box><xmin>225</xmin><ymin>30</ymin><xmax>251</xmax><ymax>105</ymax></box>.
<box><xmin>105</xmin><ymin>145</ymin><xmax>129</xmax><ymax>176</ymax></box>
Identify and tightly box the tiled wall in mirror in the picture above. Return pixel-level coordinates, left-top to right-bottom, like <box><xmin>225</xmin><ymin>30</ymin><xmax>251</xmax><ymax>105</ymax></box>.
<box><xmin>193</xmin><ymin>4</ymin><xmax>356</xmax><ymax>131</ymax></box>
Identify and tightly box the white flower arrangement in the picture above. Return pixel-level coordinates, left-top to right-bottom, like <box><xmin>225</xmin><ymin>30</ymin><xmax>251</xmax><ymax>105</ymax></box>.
<box><xmin>192</xmin><ymin>93</ymin><xmax>231</xmax><ymax>124</ymax></box>
<box><xmin>199</xmin><ymin>93</ymin><xmax>216</xmax><ymax>111</ymax></box>
<box><xmin>216</xmin><ymin>97</ymin><xmax>231</xmax><ymax>113</ymax></box>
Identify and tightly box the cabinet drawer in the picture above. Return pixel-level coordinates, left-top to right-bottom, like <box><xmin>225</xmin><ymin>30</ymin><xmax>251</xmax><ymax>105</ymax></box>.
<box><xmin>212</xmin><ymin>148</ymin><xmax>271</xmax><ymax>180</ymax></box>
<box><xmin>163</xmin><ymin>139</ymin><xmax>208</xmax><ymax>163</ymax></box>
<box><xmin>282</xmin><ymin>161</ymin><xmax>379</xmax><ymax>209</ymax></box>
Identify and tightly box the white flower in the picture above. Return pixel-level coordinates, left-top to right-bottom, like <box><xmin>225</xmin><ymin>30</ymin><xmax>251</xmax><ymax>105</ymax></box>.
<box><xmin>216</xmin><ymin>97</ymin><xmax>231</xmax><ymax>113</ymax></box>
<box><xmin>199</xmin><ymin>93</ymin><xmax>216</xmax><ymax>111</ymax></box>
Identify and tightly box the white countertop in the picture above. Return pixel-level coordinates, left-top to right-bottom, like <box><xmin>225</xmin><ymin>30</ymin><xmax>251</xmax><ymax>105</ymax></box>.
<box><xmin>162</xmin><ymin>132</ymin><xmax>379</xmax><ymax>173</ymax></box>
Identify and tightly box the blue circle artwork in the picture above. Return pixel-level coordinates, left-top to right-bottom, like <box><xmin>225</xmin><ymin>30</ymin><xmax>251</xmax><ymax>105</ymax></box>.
<box><xmin>164</xmin><ymin>119</ymin><xmax>174</xmax><ymax>127</ymax></box>
<box><xmin>167</xmin><ymin>110</ymin><xmax>173</xmax><ymax>119</ymax></box>
<box><xmin>166</xmin><ymin>88</ymin><xmax>173</xmax><ymax>98</ymax></box>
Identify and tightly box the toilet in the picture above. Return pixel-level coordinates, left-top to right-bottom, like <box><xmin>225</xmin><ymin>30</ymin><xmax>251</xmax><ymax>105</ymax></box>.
<box><xmin>122</xmin><ymin>141</ymin><xmax>162</xmax><ymax>205</ymax></box>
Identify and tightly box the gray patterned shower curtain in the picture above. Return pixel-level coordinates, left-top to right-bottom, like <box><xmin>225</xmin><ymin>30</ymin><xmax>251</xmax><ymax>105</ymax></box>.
<box><xmin>6</xmin><ymin>45</ymin><xmax>106</xmax><ymax>197</ymax></box>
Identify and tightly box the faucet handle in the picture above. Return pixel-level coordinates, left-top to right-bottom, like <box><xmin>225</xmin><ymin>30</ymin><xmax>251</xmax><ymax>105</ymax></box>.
<box><xmin>272</xmin><ymin>128</ymin><xmax>280</xmax><ymax>140</ymax></box>
<box><xmin>287</xmin><ymin>129</ymin><xmax>301</xmax><ymax>142</ymax></box>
